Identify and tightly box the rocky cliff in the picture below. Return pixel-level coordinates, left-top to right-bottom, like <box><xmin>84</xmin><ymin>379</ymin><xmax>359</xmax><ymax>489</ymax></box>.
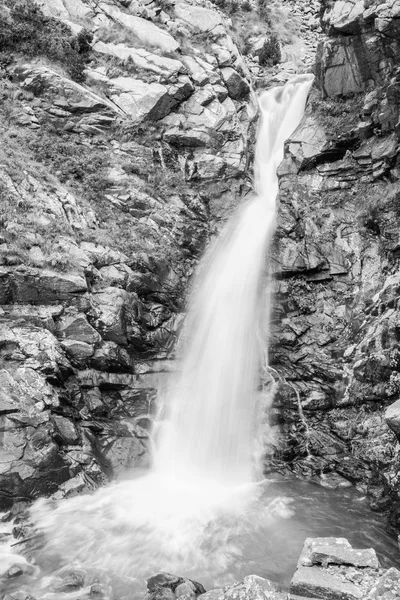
<box><xmin>0</xmin><ymin>0</ymin><xmax>321</xmax><ymax>509</ymax></box>
<box><xmin>0</xmin><ymin>0</ymin><xmax>266</xmax><ymax>508</ymax></box>
<box><xmin>270</xmin><ymin>0</ymin><xmax>400</xmax><ymax>532</ymax></box>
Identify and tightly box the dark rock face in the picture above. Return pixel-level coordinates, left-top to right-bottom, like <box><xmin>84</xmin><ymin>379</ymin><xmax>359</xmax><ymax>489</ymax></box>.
<box><xmin>317</xmin><ymin>0</ymin><xmax>400</xmax><ymax>98</ymax></box>
<box><xmin>270</xmin><ymin>0</ymin><xmax>400</xmax><ymax>531</ymax></box>
<box><xmin>145</xmin><ymin>573</ymin><xmax>206</xmax><ymax>600</ymax></box>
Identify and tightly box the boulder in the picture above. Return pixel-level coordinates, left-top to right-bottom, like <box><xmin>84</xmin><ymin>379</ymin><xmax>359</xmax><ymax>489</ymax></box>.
<box><xmin>290</xmin><ymin>538</ymin><xmax>382</xmax><ymax>600</ymax></box>
<box><xmin>145</xmin><ymin>572</ymin><xmax>205</xmax><ymax>600</ymax></box>
<box><xmin>290</xmin><ymin>567</ymin><xmax>363</xmax><ymax>599</ymax></box>
<box><xmin>109</xmin><ymin>76</ymin><xmax>192</xmax><ymax>122</ymax></box>
<box><xmin>89</xmin><ymin>287</ymin><xmax>134</xmax><ymax>345</ymax></box>
<box><xmin>221</xmin><ymin>68</ymin><xmax>250</xmax><ymax>101</ymax></box>
<box><xmin>57</xmin><ymin>313</ymin><xmax>101</xmax><ymax>344</ymax></box>
<box><xmin>323</xmin><ymin>1</ymin><xmax>364</xmax><ymax>34</ymax></box>
<box><xmin>385</xmin><ymin>400</ymin><xmax>400</xmax><ymax>439</ymax></box>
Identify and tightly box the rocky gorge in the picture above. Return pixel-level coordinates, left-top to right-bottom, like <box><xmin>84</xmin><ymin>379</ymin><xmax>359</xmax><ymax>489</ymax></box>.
<box><xmin>1</xmin><ymin>0</ymin><xmax>400</xmax><ymax>598</ymax></box>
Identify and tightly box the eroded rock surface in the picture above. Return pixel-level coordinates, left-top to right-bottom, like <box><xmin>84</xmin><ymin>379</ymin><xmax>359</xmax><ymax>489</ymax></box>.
<box><xmin>269</xmin><ymin>0</ymin><xmax>400</xmax><ymax>533</ymax></box>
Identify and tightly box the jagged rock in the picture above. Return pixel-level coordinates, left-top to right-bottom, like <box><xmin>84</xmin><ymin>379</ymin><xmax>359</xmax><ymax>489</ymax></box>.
<box><xmin>0</xmin><ymin>267</ymin><xmax>87</xmax><ymax>305</ymax></box>
<box><xmin>200</xmin><ymin>575</ymin><xmax>285</xmax><ymax>600</ymax></box>
<box><xmin>91</xmin><ymin>341</ymin><xmax>132</xmax><ymax>372</ymax></box>
<box><xmin>11</xmin><ymin>64</ymin><xmax>121</xmax><ymax>120</ymax></box>
<box><xmin>0</xmin><ymin>171</ymin><xmax>87</xmax><ymax>232</ymax></box>
<box><xmin>77</xmin><ymin>369</ymin><xmax>136</xmax><ymax>389</ymax></box>
<box><xmin>52</xmin><ymin>415</ymin><xmax>80</xmax><ymax>445</ymax></box>
<box><xmin>79</xmin><ymin>244</ymin><xmax>129</xmax><ymax>268</ymax></box>
<box><xmin>108</xmin><ymin>76</ymin><xmax>192</xmax><ymax>122</ymax></box>
<box><xmin>99</xmin><ymin>421</ymin><xmax>149</xmax><ymax>476</ymax></box>
<box><xmin>61</xmin><ymin>339</ymin><xmax>94</xmax><ymax>364</ymax></box>
<box><xmin>89</xmin><ymin>287</ymin><xmax>138</xmax><ymax>345</ymax></box>
<box><xmin>290</xmin><ymin>567</ymin><xmax>363</xmax><ymax>599</ymax></box>
<box><xmin>221</xmin><ymin>68</ymin><xmax>250</xmax><ymax>101</ymax></box>
<box><xmin>181</xmin><ymin>55</ymin><xmax>210</xmax><ymax>86</ymax></box>
<box><xmin>57</xmin><ymin>313</ymin><xmax>101</xmax><ymax>344</ymax></box>
<box><xmin>302</xmin><ymin>538</ymin><xmax>379</xmax><ymax>569</ymax></box>
<box><xmin>0</xmin><ymin>305</ymin><xmax>62</xmax><ymax>332</ymax></box>
<box><xmin>322</xmin><ymin>1</ymin><xmax>364</xmax><ymax>34</ymax></box>
<box><xmin>366</xmin><ymin>568</ymin><xmax>400</xmax><ymax>599</ymax></box>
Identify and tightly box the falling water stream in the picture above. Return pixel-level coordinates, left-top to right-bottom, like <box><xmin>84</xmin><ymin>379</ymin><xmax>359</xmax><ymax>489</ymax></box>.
<box><xmin>1</xmin><ymin>75</ymin><xmax>398</xmax><ymax>598</ymax></box>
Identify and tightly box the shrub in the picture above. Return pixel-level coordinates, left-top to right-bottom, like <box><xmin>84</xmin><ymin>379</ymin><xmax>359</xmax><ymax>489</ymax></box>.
<box><xmin>259</xmin><ymin>32</ymin><xmax>281</xmax><ymax>66</ymax></box>
<box><xmin>258</xmin><ymin>0</ymin><xmax>272</xmax><ymax>25</ymax></box>
<box><xmin>0</xmin><ymin>0</ymin><xmax>93</xmax><ymax>82</ymax></box>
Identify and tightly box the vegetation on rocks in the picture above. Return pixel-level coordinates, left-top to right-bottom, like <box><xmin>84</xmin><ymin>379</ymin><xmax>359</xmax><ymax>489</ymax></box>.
<box><xmin>0</xmin><ymin>0</ymin><xmax>92</xmax><ymax>82</ymax></box>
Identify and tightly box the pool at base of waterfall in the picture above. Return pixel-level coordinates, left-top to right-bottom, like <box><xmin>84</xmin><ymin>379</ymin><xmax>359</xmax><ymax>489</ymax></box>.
<box><xmin>0</xmin><ymin>477</ymin><xmax>398</xmax><ymax>599</ymax></box>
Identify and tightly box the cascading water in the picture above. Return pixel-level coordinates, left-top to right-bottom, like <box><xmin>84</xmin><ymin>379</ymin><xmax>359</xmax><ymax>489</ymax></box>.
<box><xmin>156</xmin><ymin>74</ymin><xmax>314</xmax><ymax>487</ymax></box>
<box><xmin>1</xmin><ymin>76</ymin><xmax>316</xmax><ymax>598</ymax></box>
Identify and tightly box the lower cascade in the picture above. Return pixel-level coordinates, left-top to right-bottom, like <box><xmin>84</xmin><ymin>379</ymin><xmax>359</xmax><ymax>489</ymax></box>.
<box><xmin>9</xmin><ymin>74</ymin><xmax>389</xmax><ymax>597</ymax></box>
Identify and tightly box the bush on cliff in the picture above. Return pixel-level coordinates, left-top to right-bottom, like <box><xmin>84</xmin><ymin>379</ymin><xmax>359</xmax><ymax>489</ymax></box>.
<box><xmin>0</xmin><ymin>0</ymin><xmax>92</xmax><ymax>82</ymax></box>
<box><xmin>259</xmin><ymin>32</ymin><xmax>281</xmax><ymax>67</ymax></box>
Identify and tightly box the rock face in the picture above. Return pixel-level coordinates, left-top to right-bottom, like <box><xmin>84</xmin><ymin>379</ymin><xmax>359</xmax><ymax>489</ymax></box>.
<box><xmin>270</xmin><ymin>0</ymin><xmax>400</xmax><ymax>532</ymax></box>
<box><xmin>289</xmin><ymin>537</ymin><xmax>399</xmax><ymax>600</ymax></box>
<box><xmin>0</xmin><ymin>0</ymin><xmax>264</xmax><ymax>507</ymax></box>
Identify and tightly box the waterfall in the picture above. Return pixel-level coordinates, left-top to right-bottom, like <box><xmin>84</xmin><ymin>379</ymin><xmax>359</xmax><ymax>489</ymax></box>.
<box><xmin>155</xmin><ymin>75</ymin><xmax>314</xmax><ymax>487</ymax></box>
<box><xmin>23</xmin><ymin>75</ymin><xmax>314</xmax><ymax>596</ymax></box>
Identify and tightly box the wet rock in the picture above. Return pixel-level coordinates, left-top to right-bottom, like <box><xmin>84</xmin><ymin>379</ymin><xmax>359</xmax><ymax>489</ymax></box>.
<box><xmin>90</xmin><ymin>582</ymin><xmax>110</xmax><ymax>597</ymax></box>
<box><xmin>146</xmin><ymin>573</ymin><xmax>206</xmax><ymax>600</ymax></box>
<box><xmin>52</xmin><ymin>569</ymin><xmax>86</xmax><ymax>592</ymax></box>
<box><xmin>3</xmin><ymin>564</ymin><xmax>24</xmax><ymax>578</ymax></box>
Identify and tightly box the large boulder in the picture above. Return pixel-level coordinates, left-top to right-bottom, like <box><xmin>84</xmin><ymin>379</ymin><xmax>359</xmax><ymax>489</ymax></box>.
<box><xmin>145</xmin><ymin>572</ymin><xmax>206</xmax><ymax>600</ymax></box>
<box><xmin>290</xmin><ymin>538</ymin><xmax>381</xmax><ymax>600</ymax></box>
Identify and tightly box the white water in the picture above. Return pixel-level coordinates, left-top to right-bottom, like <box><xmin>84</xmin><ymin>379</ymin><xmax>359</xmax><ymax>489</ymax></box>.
<box><xmin>3</xmin><ymin>75</ymin><xmax>314</xmax><ymax>598</ymax></box>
